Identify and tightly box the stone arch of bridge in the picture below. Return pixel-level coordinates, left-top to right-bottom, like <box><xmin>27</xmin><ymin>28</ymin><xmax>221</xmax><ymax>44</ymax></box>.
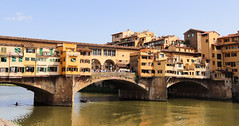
<box><xmin>0</xmin><ymin>81</ymin><xmax>54</xmax><ymax>94</ymax></box>
<box><xmin>0</xmin><ymin>81</ymin><xmax>54</xmax><ymax>105</ymax></box>
<box><xmin>167</xmin><ymin>80</ymin><xmax>208</xmax><ymax>89</ymax></box>
<box><xmin>74</xmin><ymin>78</ymin><xmax>147</xmax><ymax>94</ymax></box>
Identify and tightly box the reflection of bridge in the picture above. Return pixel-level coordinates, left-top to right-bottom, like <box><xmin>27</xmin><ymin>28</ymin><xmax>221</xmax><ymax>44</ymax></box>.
<box><xmin>0</xmin><ymin>73</ymin><xmax>232</xmax><ymax>106</ymax></box>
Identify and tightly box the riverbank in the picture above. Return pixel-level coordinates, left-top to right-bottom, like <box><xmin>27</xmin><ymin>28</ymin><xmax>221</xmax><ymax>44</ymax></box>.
<box><xmin>0</xmin><ymin>118</ymin><xmax>17</xmax><ymax>126</ymax></box>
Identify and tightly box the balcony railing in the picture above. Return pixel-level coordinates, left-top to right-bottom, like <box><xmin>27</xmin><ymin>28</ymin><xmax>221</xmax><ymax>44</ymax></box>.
<box><xmin>0</xmin><ymin>52</ymin><xmax>24</xmax><ymax>57</ymax></box>
<box><xmin>67</xmin><ymin>52</ymin><xmax>80</xmax><ymax>57</ymax></box>
<box><xmin>37</xmin><ymin>53</ymin><xmax>59</xmax><ymax>57</ymax></box>
<box><xmin>9</xmin><ymin>52</ymin><xmax>24</xmax><ymax>57</ymax></box>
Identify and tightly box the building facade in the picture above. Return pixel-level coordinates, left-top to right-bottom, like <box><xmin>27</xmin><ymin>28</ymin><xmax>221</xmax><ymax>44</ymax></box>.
<box><xmin>0</xmin><ymin>35</ymin><xmax>139</xmax><ymax>78</ymax></box>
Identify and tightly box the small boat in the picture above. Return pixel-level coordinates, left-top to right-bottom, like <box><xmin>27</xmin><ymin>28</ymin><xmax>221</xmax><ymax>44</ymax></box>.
<box><xmin>80</xmin><ymin>99</ymin><xmax>90</xmax><ymax>103</ymax></box>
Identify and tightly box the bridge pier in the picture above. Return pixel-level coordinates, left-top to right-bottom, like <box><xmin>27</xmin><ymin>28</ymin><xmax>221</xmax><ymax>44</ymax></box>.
<box><xmin>148</xmin><ymin>77</ymin><xmax>167</xmax><ymax>101</ymax></box>
<box><xmin>34</xmin><ymin>76</ymin><xmax>74</xmax><ymax>106</ymax></box>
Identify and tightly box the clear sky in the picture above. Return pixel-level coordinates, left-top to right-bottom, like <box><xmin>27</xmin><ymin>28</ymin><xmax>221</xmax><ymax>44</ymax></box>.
<box><xmin>0</xmin><ymin>0</ymin><xmax>238</xmax><ymax>44</ymax></box>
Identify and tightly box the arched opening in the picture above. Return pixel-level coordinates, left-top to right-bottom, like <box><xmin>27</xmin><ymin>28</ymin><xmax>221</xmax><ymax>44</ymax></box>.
<box><xmin>0</xmin><ymin>82</ymin><xmax>53</xmax><ymax>106</ymax></box>
<box><xmin>74</xmin><ymin>79</ymin><xmax>147</xmax><ymax>103</ymax></box>
<box><xmin>167</xmin><ymin>81</ymin><xmax>208</xmax><ymax>99</ymax></box>
<box><xmin>0</xmin><ymin>83</ymin><xmax>34</xmax><ymax>107</ymax></box>
<box><xmin>103</xmin><ymin>59</ymin><xmax>115</xmax><ymax>72</ymax></box>
<box><xmin>92</xmin><ymin>59</ymin><xmax>102</xmax><ymax>72</ymax></box>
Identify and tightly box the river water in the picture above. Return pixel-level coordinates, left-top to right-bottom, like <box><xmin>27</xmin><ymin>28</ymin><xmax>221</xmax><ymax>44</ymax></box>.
<box><xmin>1</xmin><ymin>86</ymin><xmax>239</xmax><ymax>126</ymax></box>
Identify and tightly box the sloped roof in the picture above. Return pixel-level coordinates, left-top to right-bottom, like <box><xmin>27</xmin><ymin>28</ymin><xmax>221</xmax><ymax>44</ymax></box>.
<box><xmin>184</xmin><ymin>28</ymin><xmax>206</xmax><ymax>34</ymax></box>
<box><xmin>218</xmin><ymin>33</ymin><xmax>239</xmax><ymax>39</ymax></box>
<box><xmin>0</xmin><ymin>35</ymin><xmax>139</xmax><ymax>50</ymax></box>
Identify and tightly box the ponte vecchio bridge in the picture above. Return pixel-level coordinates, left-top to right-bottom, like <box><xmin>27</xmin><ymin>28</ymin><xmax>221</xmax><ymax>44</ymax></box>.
<box><xmin>0</xmin><ymin>35</ymin><xmax>232</xmax><ymax>106</ymax></box>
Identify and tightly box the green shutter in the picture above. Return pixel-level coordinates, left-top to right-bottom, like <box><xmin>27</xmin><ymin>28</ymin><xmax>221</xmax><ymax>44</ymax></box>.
<box><xmin>19</xmin><ymin>57</ymin><xmax>22</xmax><ymax>62</ymax></box>
<box><xmin>50</xmin><ymin>49</ymin><xmax>53</xmax><ymax>55</ymax></box>
<box><xmin>40</xmin><ymin>48</ymin><xmax>43</xmax><ymax>55</ymax></box>
<box><xmin>15</xmin><ymin>48</ymin><xmax>18</xmax><ymax>53</ymax></box>
<box><xmin>10</xmin><ymin>67</ymin><xmax>11</xmax><ymax>73</ymax></box>
<box><xmin>14</xmin><ymin>48</ymin><xmax>21</xmax><ymax>53</ymax></box>
<box><xmin>44</xmin><ymin>68</ymin><xmax>46</xmax><ymax>72</ymax></box>
<box><xmin>12</xmin><ymin>57</ymin><xmax>16</xmax><ymax>62</ymax></box>
<box><xmin>48</xmin><ymin>67</ymin><xmax>50</xmax><ymax>72</ymax></box>
<box><xmin>37</xmin><ymin>67</ymin><xmax>40</xmax><ymax>72</ymax></box>
<box><xmin>21</xmin><ymin>67</ymin><xmax>24</xmax><ymax>73</ymax></box>
<box><xmin>16</xmin><ymin>67</ymin><xmax>18</xmax><ymax>73</ymax></box>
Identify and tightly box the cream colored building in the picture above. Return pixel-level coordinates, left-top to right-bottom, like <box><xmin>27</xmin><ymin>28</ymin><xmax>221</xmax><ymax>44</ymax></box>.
<box><xmin>143</xmin><ymin>35</ymin><xmax>179</xmax><ymax>49</ymax></box>
<box><xmin>111</xmin><ymin>29</ymin><xmax>135</xmax><ymax>43</ymax></box>
<box><xmin>36</xmin><ymin>47</ymin><xmax>60</xmax><ymax>76</ymax></box>
<box><xmin>109</xmin><ymin>30</ymin><xmax>155</xmax><ymax>47</ymax></box>
<box><xmin>0</xmin><ymin>45</ymin><xmax>24</xmax><ymax>77</ymax></box>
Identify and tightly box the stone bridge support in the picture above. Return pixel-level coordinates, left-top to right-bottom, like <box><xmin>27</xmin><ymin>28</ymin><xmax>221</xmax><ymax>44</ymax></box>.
<box><xmin>37</xmin><ymin>76</ymin><xmax>73</xmax><ymax>106</ymax></box>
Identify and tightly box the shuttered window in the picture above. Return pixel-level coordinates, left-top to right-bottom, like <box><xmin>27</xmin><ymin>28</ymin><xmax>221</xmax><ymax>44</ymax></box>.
<box><xmin>12</xmin><ymin>57</ymin><xmax>16</xmax><ymax>62</ymax></box>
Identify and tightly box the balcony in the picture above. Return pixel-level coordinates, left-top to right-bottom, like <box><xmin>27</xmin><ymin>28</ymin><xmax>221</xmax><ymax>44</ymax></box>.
<box><xmin>9</xmin><ymin>52</ymin><xmax>24</xmax><ymax>57</ymax></box>
<box><xmin>0</xmin><ymin>52</ymin><xmax>9</xmax><ymax>56</ymax></box>
<box><xmin>37</xmin><ymin>52</ymin><xmax>59</xmax><ymax>57</ymax></box>
<box><xmin>67</xmin><ymin>52</ymin><xmax>80</xmax><ymax>57</ymax></box>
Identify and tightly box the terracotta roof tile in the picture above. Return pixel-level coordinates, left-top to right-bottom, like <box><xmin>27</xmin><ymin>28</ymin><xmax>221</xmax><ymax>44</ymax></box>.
<box><xmin>218</xmin><ymin>33</ymin><xmax>239</xmax><ymax>39</ymax></box>
<box><xmin>0</xmin><ymin>35</ymin><xmax>139</xmax><ymax>50</ymax></box>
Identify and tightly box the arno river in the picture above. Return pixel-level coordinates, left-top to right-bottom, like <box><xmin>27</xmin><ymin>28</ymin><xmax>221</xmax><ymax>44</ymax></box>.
<box><xmin>1</xmin><ymin>86</ymin><xmax>239</xmax><ymax>126</ymax></box>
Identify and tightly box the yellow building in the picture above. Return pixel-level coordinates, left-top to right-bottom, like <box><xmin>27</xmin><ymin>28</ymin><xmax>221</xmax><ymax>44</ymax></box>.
<box><xmin>131</xmin><ymin>45</ymin><xmax>210</xmax><ymax>79</ymax></box>
<box><xmin>212</xmin><ymin>31</ymin><xmax>239</xmax><ymax>83</ymax></box>
<box><xmin>111</xmin><ymin>29</ymin><xmax>135</xmax><ymax>43</ymax></box>
<box><xmin>130</xmin><ymin>48</ymin><xmax>156</xmax><ymax>77</ymax></box>
<box><xmin>85</xmin><ymin>44</ymin><xmax>138</xmax><ymax>72</ymax></box>
<box><xmin>36</xmin><ymin>47</ymin><xmax>60</xmax><ymax>76</ymax></box>
<box><xmin>57</xmin><ymin>43</ymin><xmax>92</xmax><ymax>76</ymax></box>
<box><xmin>143</xmin><ymin>35</ymin><xmax>179</xmax><ymax>49</ymax></box>
<box><xmin>23</xmin><ymin>45</ymin><xmax>37</xmax><ymax>76</ymax></box>
<box><xmin>0</xmin><ymin>35</ymin><xmax>139</xmax><ymax>78</ymax></box>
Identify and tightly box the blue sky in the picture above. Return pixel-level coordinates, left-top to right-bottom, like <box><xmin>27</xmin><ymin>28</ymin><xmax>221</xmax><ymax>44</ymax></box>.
<box><xmin>0</xmin><ymin>0</ymin><xmax>238</xmax><ymax>44</ymax></box>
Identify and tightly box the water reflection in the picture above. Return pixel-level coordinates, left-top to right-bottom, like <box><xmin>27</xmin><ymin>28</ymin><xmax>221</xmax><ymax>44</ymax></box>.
<box><xmin>1</xmin><ymin>86</ymin><xmax>239</xmax><ymax>126</ymax></box>
<box><xmin>15</xmin><ymin>106</ymin><xmax>72</xmax><ymax>126</ymax></box>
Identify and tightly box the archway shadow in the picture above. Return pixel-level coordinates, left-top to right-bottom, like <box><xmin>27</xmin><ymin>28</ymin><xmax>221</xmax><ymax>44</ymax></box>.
<box><xmin>167</xmin><ymin>81</ymin><xmax>209</xmax><ymax>99</ymax></box>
